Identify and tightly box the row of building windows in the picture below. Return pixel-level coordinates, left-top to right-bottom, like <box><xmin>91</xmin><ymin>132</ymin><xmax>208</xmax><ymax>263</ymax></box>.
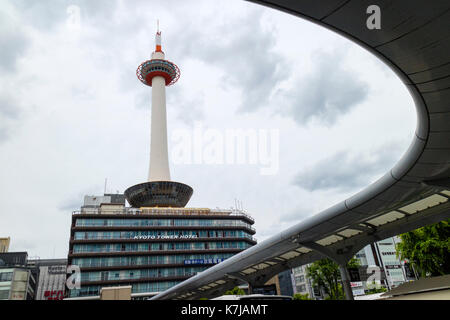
<box><xmin>296</xmin><ymin>284</ymin><xmax>306</xmax><ymax>293</ymax></box>
<box><xmin>0</xmin><ymin>290</ymin><xmax>10</xmax><ymax>300</ymax></box>
<box><xmin>71</xmin><ymin>253</ymin><xmax>235</xmax><ymax>268</ymax></box>
<box><xmin>146</xmin><ymin>66</ymin><xmax>172</xmax><ymax>75</ymax></box>
<box><xmin>75</xmin><ymin>218</ymin><xmax>252</xmax><ymax>229</ymax></box>
<box><xmin>72</xmin><ymin>241</ymin><xmax>251</xmax><ymax>253</ymax></box>
<box><xmin>68</xmin><ymin>281</ymin><xmax>182</xmax><ymax>297</ymax></box>
<box><xmin>381</xmin><ymin>252</ymin><xmax>398</xmax><ymax>256</ymax></box>
<box><xmin>383</xmin><ymin>260</ymin><xmax>402</xmax><ymax>266</ymax></box>
<box><xmin>0</xmin><ymin>272</ymin><xmax>13</xmax><ymax>282</ymax></box>
<box><xmin>73</xmin><ymin>230</ymin><xmax>253</xmax><ymax>240</ymax></box>
<box><xmin>80</xmin><ymin>266</ymin><xmax>208</xmax><ymax>282</ymax></box>
<box><xmin>143</xmin><ymin>60</ymin><xmax>176</xmax><ymax>75</ymax></box>
<box><xmin>386</xmin><ymin>269</ymin><xmax>405</xmax><ymax>281</ymax></box>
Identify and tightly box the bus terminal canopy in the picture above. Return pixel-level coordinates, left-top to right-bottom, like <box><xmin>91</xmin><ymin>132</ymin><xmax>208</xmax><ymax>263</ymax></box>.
<box><xmin>151</xmin><ymin>0</ymin><xmax>450</xmax><ymax>300</ymax></box>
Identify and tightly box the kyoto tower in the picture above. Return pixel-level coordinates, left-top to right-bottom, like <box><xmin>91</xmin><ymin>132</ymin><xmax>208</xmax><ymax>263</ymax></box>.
<box><xmin>125</xmin><ymin>28</ymin><xmax>193</xmax><ymax>208</ymax></box>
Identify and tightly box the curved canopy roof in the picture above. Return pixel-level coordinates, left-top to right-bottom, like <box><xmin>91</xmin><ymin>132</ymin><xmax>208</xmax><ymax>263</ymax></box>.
<box><xmin>152</xmin><ymin>0</ymin><xmax>450</xmax><ymax>300</ymax></box>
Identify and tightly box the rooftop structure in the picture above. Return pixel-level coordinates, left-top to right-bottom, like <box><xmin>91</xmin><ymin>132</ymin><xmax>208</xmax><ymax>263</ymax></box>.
<box><xmin>0</xmin><ymin>238</ymin><xmax>10</xmax><ymax>253</ymax></box>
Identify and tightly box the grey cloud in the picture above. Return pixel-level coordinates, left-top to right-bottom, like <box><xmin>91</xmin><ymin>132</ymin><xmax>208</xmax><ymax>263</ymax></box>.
<box><xmin>277</xmin><ymin>50</ymin><xmax>369</xmax><ymax>126</ymax></box>
<box><xmin>11</xmin><ymin>0</ymin><xmax>118</xmax><ymax>31</ymax></box>
<box><xmin>134</xmin><ymin>90</ymin><xmax>150</xmax><ymax>110</ymax></box>
<box><xmin>172</xmin><ymin>10</ymin><xmax>288</xmax><ymax>113</ymax></box>
<box><xmin>58</xmin><ymin>187</ymin><xmax>101</xmax><ymax>212</ymax></box>
<box><xmin>169</xmin><ymin>88</ymin><xmax>205</xmax><ymax>126</ymax></box>
<box><xmin>58</xmin><ymin>198</ymin><xmax>83</xmax><ymax>212</ymax></box>
<box><xmin>0</xmin><ymin>94</ymin><xmax>22</xmax><ymax>143</ymax></box>
<box><xmin>0</xmin><ymin>95</ymin><xmax>20</xmax><ymax>119</ymax></box>
<box><xmin>292</xmin><ymin>142</ymin><xmax>404</xmax><ymax>192</ymax></box>
<box><xmin>0</xmin><ymin>127</ymin><xmax>8</xmax><ymax>142</ymax></box>
<box><xmin>0</xmin><ymin>10</ymin><xmax>29</xmax><ymax>73</ymax></box>
<box><xmin>279</xmin><ymin>207</ymin><xmax>313</xmax><ymax>224</ymax></box>
<box><xmin>10</xmin><ymin>239</ymin><xmax>37</xmax><ymax>252</ymax></box>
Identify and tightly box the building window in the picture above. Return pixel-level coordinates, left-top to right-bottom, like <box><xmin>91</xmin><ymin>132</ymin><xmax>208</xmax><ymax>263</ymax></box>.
<box><xmin>0</xmin><ymin>290</ymin><xmax>10</xmax><ymax>300</ymax></box>
<box><xmin>297</xmin><ymin>284</ymin><xmax>306</xmax><ymax>292</ymax></box>
<box><xmin>0</xmin><ymin>272</ymin><xmax>13</xmax><ymax>282</ymax></box>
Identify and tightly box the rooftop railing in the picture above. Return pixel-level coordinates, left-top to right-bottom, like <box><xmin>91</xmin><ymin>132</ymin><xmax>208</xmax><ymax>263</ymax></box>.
<box><xmin>73</xmin><ymin>207</ymin><xmax>254</xmax><ymax>223</ymax></box>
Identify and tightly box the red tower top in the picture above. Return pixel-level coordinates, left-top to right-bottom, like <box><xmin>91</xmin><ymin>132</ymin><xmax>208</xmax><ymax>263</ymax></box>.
<box><xmin>155</xmin><ymin>31</ymin><xmax>162</xmax><ymax>53</ymax></box>
<box><xmin>136</xmin><ymin>29</ymin><xmax>180</xmax><ymax>87</ymax></box>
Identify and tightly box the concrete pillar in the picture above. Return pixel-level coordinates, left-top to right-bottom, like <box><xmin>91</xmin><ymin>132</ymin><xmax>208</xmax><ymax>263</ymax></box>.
<box><xmin>339</xmin><ymin>265</ymin><xmax>354</xmax><ymax>300</ymax></box>
<box><xmin>247</xmin><ymin>282</ymin><xmax>253</xmax><ymax>295</ymax></box>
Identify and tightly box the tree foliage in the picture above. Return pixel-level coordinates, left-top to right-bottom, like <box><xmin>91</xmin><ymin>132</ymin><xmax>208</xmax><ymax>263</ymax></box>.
<box><xmin>292</xmin><ymin>293</ymin><xmax>311</xmax><ymax>300</ymax></box>
<box><xmin>306</xmin><ymin>257</ymin><xmax>359</xmax><ymax>300</ymax></box>
<box><xmin>365</xmin><ymin>281</ymin><xmax>387</xmax><ymax>294</ymax></box>
<box><xmin>396</xmin><ymin>219</ymin><xmax>450</xmax><ymax>277</ymax></box>
<box><xmin>224</xmin><ymin>286</ymin><xmax>245</xmax><ymax>295</ymax></box>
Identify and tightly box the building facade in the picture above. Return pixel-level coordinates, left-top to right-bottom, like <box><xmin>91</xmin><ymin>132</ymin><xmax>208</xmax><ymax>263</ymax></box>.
<box><xmin>0</xmin><ymin>237</ymin><xmax>10</xmax><ymax>253</ymax></box>
<box><xmin>289</xmin><ymin>236</ymin><xmax>417</xmax><ymax>299</ymax></box>
<box><xmin>27</xmin><ymin>259</ymin><xmax>68</xmax><ymax>300</ymax></box>
<box><xmin>292</xmin><ymin>264</ymin><xmax>319</xmax><ymax>299</ymax></box>
<box><xmin>277</xmin><ymin>269</ymin><xmax>294</xmax><ymax>296</ymax></box>
<box><xmin>0</xmin><ymin>252</ymin><xmax>36</xmax><ymax>300</ymax></box>
<box><xmin>66</xmin><ymin>195</ymin><xmax>256</xmax><ymax>298</ymax></box>
<box><xmin>352</xmin><ymin>236</ymin><xmax>416</xmax><ymax>295</ymax></box>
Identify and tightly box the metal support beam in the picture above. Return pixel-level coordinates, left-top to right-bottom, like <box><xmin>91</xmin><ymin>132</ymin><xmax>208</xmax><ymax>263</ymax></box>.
<box><xmin>299</xmin><ymin>241</ymin><xmax>350</xmax><ymax>265</ymax></box>
<box><xmin>339</xmin><ymin>265</ymin><xmax>354</xmax><ymax>300</ymax></box>
<box><xmin>423</xmin><ymin>178</ymin><xmax>450</xmax><ymax>189</ymax></box>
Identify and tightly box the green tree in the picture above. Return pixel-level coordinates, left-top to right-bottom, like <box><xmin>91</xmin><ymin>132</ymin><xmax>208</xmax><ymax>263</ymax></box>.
<box><xmin>306</xmin><ymin>257</ymin><xmax>359</xmax><ymax>300</ymax></box>
<box><xmin>396</xmin><ymin>219</ymin><xmax>450</xmax><ymax>277</ymax></box>
<box><xmin>365</xmin><ymin>281</ymin><xmax>387</xmax><ymax>294</ymax></box>
<box><xmin>224</xmin><ymin>286</ymin><xmax>245</xmax><ymax>295</ymax></box>
<box><xmin>292</xmin><ymin>293</ymin><xmax>311</xmax><ymax>300</ymax></box>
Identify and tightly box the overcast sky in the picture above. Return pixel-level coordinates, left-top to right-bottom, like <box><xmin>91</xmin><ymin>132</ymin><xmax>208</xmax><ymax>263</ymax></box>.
<box><xmin>0</xmin><ymin>0</ymin><xmax>416</xmax><ymax>259</ymax></box>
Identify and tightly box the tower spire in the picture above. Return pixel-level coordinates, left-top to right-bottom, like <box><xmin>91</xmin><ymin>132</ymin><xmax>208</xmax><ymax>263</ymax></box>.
<box><xmin>155</xmin><ymin>21</ymin><xmax>162</xmax><ymax>53</ymax></box>
<box><xmin>126</xmin><ymin>24</ymin><xmax>192</xmax><ymax>208</ymax></box>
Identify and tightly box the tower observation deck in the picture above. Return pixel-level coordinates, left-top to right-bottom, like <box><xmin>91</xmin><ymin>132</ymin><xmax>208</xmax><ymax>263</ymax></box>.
<box><xmin>125</xmin><ymin>30</ymin><xmax>193</xmax><ymax>208</ymax></box>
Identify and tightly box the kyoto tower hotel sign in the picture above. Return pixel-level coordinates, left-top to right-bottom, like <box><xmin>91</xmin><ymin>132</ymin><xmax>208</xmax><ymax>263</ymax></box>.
<box><xmin>125</xmin><ymin>29</ymin><xmax>193</xmax><ymax>208</ymax></box>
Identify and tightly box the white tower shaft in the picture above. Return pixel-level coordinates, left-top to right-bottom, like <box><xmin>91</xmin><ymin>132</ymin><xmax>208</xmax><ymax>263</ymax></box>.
<box><xmin>148</xmin><ymin>51</ymin><xmax>171</xmax><ymax>181</ymax></box>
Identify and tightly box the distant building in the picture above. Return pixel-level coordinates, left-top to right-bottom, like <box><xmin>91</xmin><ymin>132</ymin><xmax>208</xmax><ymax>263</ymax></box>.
<box><xmin>27</xmin><ymin>259</ymin><xmax>67</xmax><ymax>300</ymax></box>
<box><xmin>0</xmin><ymin>237</ymin><xmax>10</xmax><ymax>253</ymax></box>
<box><xmin>292</xmin><ymin>264</ymin><xmax>319</xmax><ymax>299</ymax></box>
<box><xmin>277</xmin><ymin>269</ymin><xmax>294</xmax><ymax>296</ymax></box>
<box><xmin>253</xmin><ymin>276</ymin><xmax>279</xmax><ymax>296</ymax></box>
<box><xmin>0</xmin><ymin>252</ymin><xmax>36</xmax><ymax>300</ymax></box>
<box><xmin>289</xmin><ymin>236</ymin><xmax>416</xmax><ymax>299</ymax></box>
<box><xmin>353</xmin><ymin>236</ymin><xmax>416</xmax><ymax>295</ymax></box>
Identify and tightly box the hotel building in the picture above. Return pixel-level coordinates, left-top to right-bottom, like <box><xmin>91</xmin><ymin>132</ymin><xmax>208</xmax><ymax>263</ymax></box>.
<box><xmin>66</xmin><ymin>196</ymin><xmax>255</xmax><ymax>298</ymax></box>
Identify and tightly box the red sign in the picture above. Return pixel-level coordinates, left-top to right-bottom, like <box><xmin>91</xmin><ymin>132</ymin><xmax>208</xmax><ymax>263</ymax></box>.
<box><xmin>44</xmin><ymin>290</ymin><xmax>64</xmax><ymax>300</ymax></box>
